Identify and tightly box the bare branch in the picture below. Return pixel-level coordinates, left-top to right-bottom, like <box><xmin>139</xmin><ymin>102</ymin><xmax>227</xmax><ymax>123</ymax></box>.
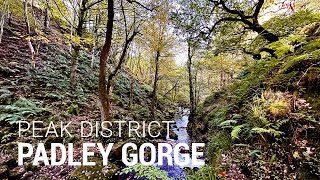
<box><xmin>126</xmin><ymin>0</ymin><xmax>157</xmax><ymax>11</ymax></box>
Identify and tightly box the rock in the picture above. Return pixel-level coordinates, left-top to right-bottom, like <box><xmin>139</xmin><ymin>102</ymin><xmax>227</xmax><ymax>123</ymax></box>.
<box><xmin>21</xmin><ymin>171</ymin><xmax>33</xmax><ymax>179</ymax></box>
<box><xmin>300</xmin><ymin>22</ymin><xmax>320</xmax><ymax>36</ymax></box>
<box><xmin>9</xmin><ymin>166</ymin><xmax>26</xmax><ymax>179</ymax></box>
<box><xmin>24</xmin><ymin>162</ymin><xmax>38</xmax><ymax>172</ymax></box>
<box><xmin>180</xmin><ymin>147</ymin><xmax>190</xmax><ymax>153</ymax></box>
<box><xmin>110</xmin><ymin>141</ymin><xmax>126</xmax><ymax>161</ymax></box>
<box><xmin>8</xmin><ymin>62</ymin><xmax>18</xmax><ymax>68</ymax></box>
<box><xmin>0</xmin><ymin>165</ymin><xmax>8</xmax><ymax>179</ymax></box>
<box><xmin>169</xmin><ymin>130</ymin><xmax>178</xmax><ymax>140</ymax></box>
<box><xmin>69</xmin><ymin>158</ymin><xmax>119</xmax><ymax>180</ymax></box>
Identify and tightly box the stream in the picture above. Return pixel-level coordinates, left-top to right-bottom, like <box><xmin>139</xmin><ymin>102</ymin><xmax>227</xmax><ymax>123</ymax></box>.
<box><xmin>120</xmin><ymin>108</ymin><xmax>204</xmax><ymax>180</ymax></box>
<box><xmin>155</xmin><ymin>108</ymin><xmax>205</xmax><ymax>179</ymax></box>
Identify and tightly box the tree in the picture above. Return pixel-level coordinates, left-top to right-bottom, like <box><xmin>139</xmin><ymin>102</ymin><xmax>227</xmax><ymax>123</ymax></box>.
<box><xmin>187</xmin><ymin>41</ymin><xmax>195</xmax><ymax>120</ymax></box>
<box><xmin>171</xmin><ymin>0</ymin><xmax>208</xmax><ymax>121</ymax></box>
<box><xmin>0</xmin><ymin>0</ymin><xmax>9</xmax><ymax>44</ymax></box>
<box><xmin>142</xmin><ymin>0</ymin><xmax>174</xmax><ymax>119</ymax></box>
<box><xmin>207</xmin><ymin>0</ymin><xmax>279</xmax><ymax>43</ymax></box>
<box><xmin>99</xmin><ymin>0</ymin><xmax>114</xmax><ymax>122</ymax></box>
<box><xmin>69</xmin><ymin>0</ymin><xmax>104</xmax><ymax>85</ymax></box>
<box><xmin>24</xmin><ymin>0</ymin><xmax>36</xmax><ymax>68</ymax></box>
<box><xmin>99</xmin><ymin>0</ymin><xmax>143</xmax><ymax>121</ymax></box>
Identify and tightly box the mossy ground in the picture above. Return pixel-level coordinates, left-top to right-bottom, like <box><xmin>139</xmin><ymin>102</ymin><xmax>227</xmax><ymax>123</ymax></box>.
<box><xmin>0</xmin><ymin>16</ymin><xmax>176</xmax><ymax>179</ymax></box>
<box><xmin>191</xmin><ymin>28</ymin><xmax>320</xmax><ymax>179</ymax></box>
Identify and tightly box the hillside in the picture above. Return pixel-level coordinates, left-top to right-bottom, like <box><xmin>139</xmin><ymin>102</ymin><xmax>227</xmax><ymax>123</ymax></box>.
<box><xmin>0</xmin><ymin>15</ymin><xmax>175</xmax><ymax>179</ymax></box>
<box><xmin>1</xmin><ymin>0</ymin><xmax>320</xmax><ymax>180</ymax></box>
<box><xmin>189</xmin><ymin>21</ymin><xmax>320</xmax><ymax>180</ymax></box>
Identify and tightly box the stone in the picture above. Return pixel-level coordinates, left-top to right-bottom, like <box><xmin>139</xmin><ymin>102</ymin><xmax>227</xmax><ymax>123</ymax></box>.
<box><xmin>69</xmin><ymin>158</ymin><xmax>119</xmax><ymax>180</ymax></box>
<box><xmin>24</xmin><ymin>162</ymin><xmax>39</xmax><ymax>172</ymax></box>
<box><xmin>0</xmin><ymin>165</ymin><xmax>8</xmax><ymax>179</ymax></box>
<box><xmin>110</xmin><ymin>141</ymin><xmax>126</xmax><ymax>161</ymax></box>
<box><xmin>9</xmin><ymin>166</ymin><xmax>26</xmax><ymax>179</ymax></box>
<box><xmin>169</xmin><ymin>130</ymin><xmax>178</xmax><ymax>140</ymax></box>
<box><xmin>21</xmin><ymin>171</ymin><xmax>33</xmax><ymax>179</ymax></box>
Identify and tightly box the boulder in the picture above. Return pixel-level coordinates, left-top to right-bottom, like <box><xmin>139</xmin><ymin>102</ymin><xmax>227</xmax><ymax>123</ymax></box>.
<box><xmin>0</xmin><ymin>165</ymin><xmax>8</xmax><ymax>179</ymax></box>
<box><xmin>9</xmin><ymin>166</ymin><xmax>26</xmax><ymax>179</ymax></box>
<box><xmin>69</xmin><ymin>158</ymin><xmax>119</xmax><ymax>180</ymax></box>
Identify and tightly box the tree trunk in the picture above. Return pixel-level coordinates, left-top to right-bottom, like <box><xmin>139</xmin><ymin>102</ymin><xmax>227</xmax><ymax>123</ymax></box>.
<box><xmin>44</xmin><ymin>8</ymin><xmax>49</xmax><ymax>30</ymax></box>
<box><xmin>0</xmin><ymin>6</ymin><xmax>6</xmax><ymax>44</ymax></box>
<box><xmin>70</xmin><ymin>0</ymin><xmax>87</xmax><ymax>84</ymax></box>
<box><xmin>251</xmin><ymin>23</ymin><xmax>279</xmax><ymax>42</ymax></box>
<box><xmin>99</xmin><ymin>0</ymin><xmax>114</xmax><ymax>122</ymax></box>
<box><xmin>24</xmin><ymin>0</ymin><xmax>36</xmax><ymax>68</ymax></box>
<box><xmin>91</xmin><ymin>14</ymin><xmax>99</xmax><ymax>68</ymax></box>
<box><xmin>151</xmin><ymin>51</ymin><xmax>160</xmax><ymax>119</ymax></box>
<box><xmin>187</xmin><ymin>43</ymin><xmax>195</xmax><ymax>121</ymax></box>
<box><xmin>194</xmin><ymin>69</ymin><xmax>198</xmax><ymax>107</ymax></box>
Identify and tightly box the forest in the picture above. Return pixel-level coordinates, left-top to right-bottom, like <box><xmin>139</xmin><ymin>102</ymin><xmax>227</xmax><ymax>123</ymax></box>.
<box><xmin>0</xmin><ymin>0</ymin><xmax>319</xmax><ymax>179</ymax></box>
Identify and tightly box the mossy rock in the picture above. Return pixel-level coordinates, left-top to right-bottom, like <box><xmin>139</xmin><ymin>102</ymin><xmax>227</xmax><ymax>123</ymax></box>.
<box><xmin>24</xmin><ymin>162</ymin><xmax>38</xmax><ymax>172</ymax></box>
<box><xmin>0</xmin><ymin>165</ymin><xmax>8</xmax><ymax>179</ymax></box>
<box><xmin>3</xmin><ymin>141</ymin><xmax>17</xmax><ymax>151</ymax></box>
<box><xmin>9</xmin><ymin>166</ymin><xmax>26</xmax><ymax>179</ymax></box>
<box><xmin>69</xmin><ymin>159</ymin><xmax>118</xmax><ymax>180</ymax></box>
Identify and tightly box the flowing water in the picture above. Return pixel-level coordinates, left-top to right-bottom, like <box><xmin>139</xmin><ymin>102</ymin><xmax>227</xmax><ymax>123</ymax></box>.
<box><xmin>155</xmin><ymin>108</ymin><xmax>205</xmax><ymax>179</ymax></box>
<box><xmin>121</xmin><ymin>108</ymin><xmax>204</xmax><ymax>180</ymax></box>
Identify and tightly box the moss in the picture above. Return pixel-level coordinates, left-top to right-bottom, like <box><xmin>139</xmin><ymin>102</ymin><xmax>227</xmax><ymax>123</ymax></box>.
<box><xmin>302</xmin><ymin>37</ymin><xmax>320</xmax><ymax>52</ymax></box>
<box><xmin>282</xmin><ymin>49</ymin><xmax>320</xmax><ymax>73</ymax></box>
<box><xmin>269</xmin><ymin>71</ymin><xmax>298</xmax><ymax>90</ymax></box>
<box><xmin>304</xmin><ymin>93</ymin><xmax>320</xmax><ymax>113</ymax></box>
<box><xmin>69</xmin><ymin>158</ymin><xmax>118</xmax><ymax>180</ymax></box>
<box><xmin>275</xmin><ymin>45</ymin><xmax>292</xmax><ymax>57</ymax></box>
<box><xmin>0</xmin><ymin>165</ymin><xmax>8</xmax><ymax>179</ymax></box>
<box><xmin>287</xmin><ymin>35</ymin><xmax>307</xmax><ymax>44</ymax></box>
<box><xmin>24</xmin><ymin>162</ymin><xmax>38</xmax><ymax>172</ymax></box>
<box><xmin>67</xmin><ymin>104</ymin><xmax>80</xmax><ymax>115</ymax></box>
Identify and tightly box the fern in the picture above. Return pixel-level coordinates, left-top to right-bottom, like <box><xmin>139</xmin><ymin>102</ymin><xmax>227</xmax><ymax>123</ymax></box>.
<box><xmin>120</xmin><ymin>164</ymin><xmax>173</xmax><ymax>180</ymax></box>
<box><xmin>187</xmin><ymin>165</ymin><xmax>219</xmax><ymax>180</ymax></box>
<box><xmin>0</xmin><ymin>98</ymin><xmax>48</xmax><ymax>124</ymax></box>
<box><xmin>231</xmin><ymin>124</ymin><xmax>248</xmax><ymax>139</ymax></box>
<box><xmin>219</xmin><ymin>120</ymin><xmax>238</xmax><ymax>128</ymax></box>
<box><xmin>273</xmin><ymin>118</ymin><xmax>289</xmax><ymax>129</ymax></box>
<box><xmin>251</xmin><ymin>127</ymin><xmax>283</xmax><ymax>137</ymax></box>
